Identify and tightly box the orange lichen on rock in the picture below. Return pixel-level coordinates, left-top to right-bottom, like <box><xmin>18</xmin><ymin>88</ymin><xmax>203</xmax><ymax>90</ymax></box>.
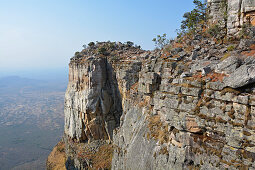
<box><xmin>242</xmin><ymin>50</ymin><xmax>255</xmax><ymax>57</ymax></box>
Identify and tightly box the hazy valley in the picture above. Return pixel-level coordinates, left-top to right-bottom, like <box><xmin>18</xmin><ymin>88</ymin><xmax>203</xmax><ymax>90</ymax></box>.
<box><xmin>0</xmin><ymin>76</ymin><xmax>66</xmax><ymax>170</ymax></box>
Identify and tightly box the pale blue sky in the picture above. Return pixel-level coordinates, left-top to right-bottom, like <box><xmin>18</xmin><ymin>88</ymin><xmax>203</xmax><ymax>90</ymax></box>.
<box><xmin>0</xmin><ymin>0</ymin><xmax>195</xmax><ymax>73</ymax></box>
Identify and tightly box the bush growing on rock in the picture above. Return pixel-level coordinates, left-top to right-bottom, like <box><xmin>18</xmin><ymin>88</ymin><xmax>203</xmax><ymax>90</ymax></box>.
<box><xmin>207</xmin><ymin>24</ymin><xmax>220</xmax><ymax>38</ymax></box>
<box><xmin>179</xmin><ymin>0</ymin><xmax>207</xmax><ymax>34</ymax></box>
<box><xmin>152</xmin><ymin>33</ymin><xmax>170</xmax><ymax>49</ymax></box>
<box><xmin>97</xmin><ymin>47</ymin><xmax>107</xmax><ymax>55</ymax></box>
<box><xmin>88</xmin><ymin>42</ymin><xmax>95</xmax><ymax>47</ymax></box>
<box><xmin>125</xmin><ymin>41</ymin><xmax>134</xmax><ymax>47</ymax></box>
<box><xmin>75</xmin><ymin>51</ymin><xmax>80</xmax><ymax>56</ymax></box>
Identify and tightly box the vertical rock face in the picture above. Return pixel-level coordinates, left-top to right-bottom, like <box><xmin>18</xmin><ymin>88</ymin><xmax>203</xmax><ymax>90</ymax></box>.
<box><xmin>59</xmin><ymin>38</ymin><xmax>255</xmax><ymax>169</ymax></box>
<box><xmin>207</xmin><ymin>0</ymin><xmax>227</xmax><ymax>26</ymax></box>
<box><xmin>64</xmin><ymin>57</ymin><xmax>122</xmax><ymax>142</ymax></box>
<box><xmin>208</xmin><ymin>0</ymin><xmax>255</xmax><ymax>36</ymax></box>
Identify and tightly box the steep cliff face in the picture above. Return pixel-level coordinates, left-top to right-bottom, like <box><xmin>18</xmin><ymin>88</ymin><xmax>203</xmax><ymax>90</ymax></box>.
<box><xmin>208</xmin><ymin>0</ymin><xmax>255</xmax><ymax>36</ymax></box>
<box><xmin>58</xmin><ymin>36</ymin><xmax>255</xmax><ymax>169</ymax></box>
<box><xmin>46</xmin><ymin>1</ymin><xmax>255</xmax><ymax>169</ymax></box>
<box><xmin>64</xmin><ymin>57</ymin><xmax>122</xmax><ymax>142</ymax></box>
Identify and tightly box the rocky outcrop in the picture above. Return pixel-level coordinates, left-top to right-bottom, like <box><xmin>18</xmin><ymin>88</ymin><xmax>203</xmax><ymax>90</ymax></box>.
<box><xmin>64</xmin><ymin>57</ymin><xmax>122</xmax><ymax>142</ymax></box>
<box><xmin>208</xmin><ymin>0</ymin><xmax>255</xmax><ymax>36</ymax></box>
<box><xmin>48</xmin><ymin>2</ymin><xmax>255</xmax><ymax>169</ymax></box>
<box><xmin>59</xmin><ymin>37</ymin><xmax>255</xmax><ymax>169</ymax></box>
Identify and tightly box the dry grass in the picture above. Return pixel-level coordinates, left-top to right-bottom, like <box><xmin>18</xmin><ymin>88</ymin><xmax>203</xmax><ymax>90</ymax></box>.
<box><xmin>242</xmin><ymin>50</ymin><xmax>255</xmax><ymax>57</ymax></box>
<box><xmin>221</xmin><ymin>53</ymin><xmax>231</xmax><ymax>61</ymax></box>
<box><xmin>47</xmin><ymin>141</ymin><xmax>66</xmax><ymax>170</ymax></box>
<box><xmin>221</xmin><ymin>87</ymin><xmax>241</xmax><ymax>95</ymax></box>
<box><xmin>78</xmin><ymin>144</ymin><xmax>114</xmax><ymax>170</ymax></box>
<box><xmin>147</xmin><ymin>115</ymin><xmax>169</xmax><ymax>144</ymax></box>
<box><xmin>204</xmin><ymin>72</ymin><xmax>226</xmax><ymax>82</ymax></box>
<box><xmin>250</xmin><ymin>44</ymin><xmax>255</xmax><ymax>50</ymax></box>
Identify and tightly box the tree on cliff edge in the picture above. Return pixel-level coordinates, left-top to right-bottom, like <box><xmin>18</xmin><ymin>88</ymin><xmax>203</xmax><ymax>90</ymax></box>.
<box><xmin>178</xmin><ymin>0</ymin><xmax>207</xmax><ymax>35</ymax></box>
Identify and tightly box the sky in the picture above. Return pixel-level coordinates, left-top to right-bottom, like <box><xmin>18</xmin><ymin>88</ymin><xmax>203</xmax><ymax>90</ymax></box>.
<box><xmin>0</xmin><ymin>0</ymin><xmax>195</xmax><ymax>76</ymax></box>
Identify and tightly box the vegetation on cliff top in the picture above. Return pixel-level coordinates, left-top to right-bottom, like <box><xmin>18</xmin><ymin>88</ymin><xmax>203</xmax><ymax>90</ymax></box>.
<box><xmin>72</xmin><ymin>41</ymin><xmax>144</xmax><ymax>62</ymax></box>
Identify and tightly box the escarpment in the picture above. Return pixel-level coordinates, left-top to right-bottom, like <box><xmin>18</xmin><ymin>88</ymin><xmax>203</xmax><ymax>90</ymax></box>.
<box><xmin>46</xmin><ymin>1</ymin><xmax>255</xmax><ymax>169</ymax></box>
<box><xmin>65</xmin><ymin>57</ymin><xmax>122</xmax><ymax>142</ymax></box>
<box><xmin>56</xmin><ymin>36</ymin><xmax>255</xmax><ymax>170</ymax></box>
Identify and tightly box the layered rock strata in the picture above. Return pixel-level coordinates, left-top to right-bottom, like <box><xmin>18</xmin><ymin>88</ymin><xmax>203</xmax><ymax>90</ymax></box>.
<box><xmin>60</xmin><ymin>37</ymin><xmax>255</xmax><ymax>169</ymax></box>
<box><xmin>64</xmin><ymin>57</ymin><xmax>122</xmax><ymax>142</ymax></box>
<box><xmin>208</xmin><ymin>0</ymin><xmax>255</xmax><ymax>36</ymax></box>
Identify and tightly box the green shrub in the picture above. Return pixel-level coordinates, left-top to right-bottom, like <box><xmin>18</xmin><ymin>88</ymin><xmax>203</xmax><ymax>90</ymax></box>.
<box><xmin>152</xmin><ymin>33</ymin><xmax>170</xmax><ymax>49</ymax></box>
<box><xmin>98</xmin><ymin>47</ymin><xmax>107</xmax><ymax>55</ymax></box>
<box><xmin>179</xmin><ymin>0</ymin><xmax>207</xmax><ymax>34</ymax></box>
<box><xmin>75</xmin><ymin>51</ymin><xmax>80</xmax><ymax>56</ymax></box>
<box><xmin>227</xmin><ymin>45</ymin><xmax>235</xmax><ymax>51</ymax></box>
<box><xmin>126</xmin><ymin>41</ymin><xmax>134</xmax><ymax>47</ymax></box>
<box><xmin>207</xmin><ymin>24</ymin><xmax>221</xmax><ymax>37</ymax></box>
<box><xmin>239</xmin><ymin>23</ymin><xmax>251</xmax><ymax>39</ymax></box>
<box><xmin>88</xmin><ymin>42</ymin><xmax>95</xmax><ymax>47</ymax></box>
<box><xmin>107</xmin><ymin>42</ymin><xmax>116</xmax><ymax>49</ymax></box>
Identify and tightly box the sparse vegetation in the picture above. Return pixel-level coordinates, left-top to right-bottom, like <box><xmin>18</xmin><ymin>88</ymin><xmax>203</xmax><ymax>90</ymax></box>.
<box><xmin>97</xmin><ymin>47</ymin><xmax>107</xmax><ymax>55</ymax></box>
<box><xmin>88</xmin><ymin>42</ymin><xmax>95</xmax><ymax>47</ymax></box>
<box><xmin>152</xmin><ymin>33</ymin><xmax>170</xmax><ymax>49</ymax></box>
<box><xmin>221</xmin><ymin>53</ymin><xmax>231</xmax><ymax>61</ymax></box>
<box><xmin>227</xmin><ymin>45</ymin><xmax>235</xmax><ymax>51</ymax></box>
<box><xmin>207</xmin><ymin>24</ymin><xmax>221</xmax><ymax>38</ymax></box>
<box><xmin>178</xmin><ymin>0</ymin><xmax>207</xmax><ymax>35</ymax></box>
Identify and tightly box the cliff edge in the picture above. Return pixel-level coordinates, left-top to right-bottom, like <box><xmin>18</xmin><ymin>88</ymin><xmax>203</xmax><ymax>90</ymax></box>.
<box><xmin>47</xmin><ymin>0</ymin><xmax>255</xmax><ymax>169</ymax></box>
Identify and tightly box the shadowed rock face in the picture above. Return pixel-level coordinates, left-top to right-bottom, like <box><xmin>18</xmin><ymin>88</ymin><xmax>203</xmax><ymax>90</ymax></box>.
<box><xmin>64</xmin><ymin>57</ymin><xmax>122</xmax><ymax>142</ymax></box>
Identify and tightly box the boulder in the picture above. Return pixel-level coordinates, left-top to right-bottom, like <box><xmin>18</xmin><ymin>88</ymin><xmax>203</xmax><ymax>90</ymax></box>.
<box><xmin>224</xmin><ymin>64</ymin><xmax>255</xmax><ymax>88</ymax></box>
<box><xmin>215</xmin><ymin>55</ymin><xmax>241</xmax><ymax>74</ymax></box>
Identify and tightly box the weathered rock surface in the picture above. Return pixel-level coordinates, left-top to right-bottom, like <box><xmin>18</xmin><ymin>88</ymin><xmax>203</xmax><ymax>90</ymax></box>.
<box><xmin>224</xmin><ymin>64</ymin><xmax>255</xmax><ymax>88</ymax></box>
<box><xmin>208</xmin><ymin>0</ymin><xmax>255</xmax><ymax>36</ymax></box>
<box><xmin>59</xmin><ymin>37</ymin><xmax>255</xmax><ymax>170</ymax></box>
<box><xmin>64</xmin><ymin>57</ymin><xmax>122</xmax><ymax>142</ymax></box>
<box><xmin>51</xmin><ymin>1</ymin><xmax>255</xmax><ymax>168</ymax></box>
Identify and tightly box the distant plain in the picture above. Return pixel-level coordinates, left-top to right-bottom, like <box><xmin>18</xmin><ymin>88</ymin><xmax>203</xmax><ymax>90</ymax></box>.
<box><xmin>0</xmin><ymin>75</ymin><xmax>67</xmax><ymax>170</ymax></box>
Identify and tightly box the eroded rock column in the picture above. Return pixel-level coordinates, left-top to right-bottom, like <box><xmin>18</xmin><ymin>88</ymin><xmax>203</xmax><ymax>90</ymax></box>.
<box><xmin>64</xmin><ymin>57</ymin><xmax>122</xmax><ymax>142</ymax></box>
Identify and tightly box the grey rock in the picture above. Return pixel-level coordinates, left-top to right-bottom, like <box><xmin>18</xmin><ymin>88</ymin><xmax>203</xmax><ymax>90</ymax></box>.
<box><xmin>224</xmin><ymin>64</ymin><xmax>255</xmax><ymax>88</ymax></box>
<box><xmin>190</xmin><ymin>51</ymin><xmax>198</xmax><ymax>60</ymax></box>
<box><xmin>238</xmin><ymin>39</ymin><xmax>255</xmax><ymax>49</ymax></box>
<box><xmin>215</xmin><ymin>55</ymin><xmax>241</xmax><ymax>74</ymax></box>
<box><xmin>202</xmin><ymin>66</ymin><xmax>212</xmax><ymax>76</ymax></box>
<box><xmin>180</xmin><ymin>72</ymin><xmax>192</xmax><ymax>78</ymax></box>
<box><xmin>219</xmin><ymin>48</ymin><xmax>228</xmax><ymax>53</ymax></box>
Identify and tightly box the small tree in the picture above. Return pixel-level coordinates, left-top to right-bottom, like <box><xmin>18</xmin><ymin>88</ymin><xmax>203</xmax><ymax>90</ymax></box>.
<box><xmin>179</xmin><ymin>0</ymin><xmax>207</xmax><ymax>34</ymax></box>
<box><xmin>152</xmin><ymin>33</ymin><xmax>170</xmax><ymax>49</ymax></box>
<box><xmin>126</xmin><ymin>41</ymin><xmax>134</xmax><ymax>47</ymax></box>
<box><xmin>98</xmin><ymin>47</ymin><xmax>107</xmax><ymax>55</ymax></box>
<box><xmin>88</xmin><ymin>42</ymin><xmax>95</xmax><ymax>47</ymax></box>
<box><xmin>75</xmin><ymin>51</ymin><xmax>80</xmax><ymax>56</ymax></box>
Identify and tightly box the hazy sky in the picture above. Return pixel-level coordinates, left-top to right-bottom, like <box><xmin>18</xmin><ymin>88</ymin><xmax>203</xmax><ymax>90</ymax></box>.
<box><xmin>0</xmin><ymin>0</ymin><xmax>194</xmax><ymax>72</ymax></box>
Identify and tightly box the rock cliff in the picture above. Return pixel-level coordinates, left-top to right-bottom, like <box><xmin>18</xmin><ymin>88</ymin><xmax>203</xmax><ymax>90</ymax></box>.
<box><xmin>208</xmin><ymin>0</ymin><xmax>255</xmax><ymax>36</ymax></box>
<box><xmin>47</xmin><ymin>1</ymin><xmax>255</xmax><ymax>169</ymax></box>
